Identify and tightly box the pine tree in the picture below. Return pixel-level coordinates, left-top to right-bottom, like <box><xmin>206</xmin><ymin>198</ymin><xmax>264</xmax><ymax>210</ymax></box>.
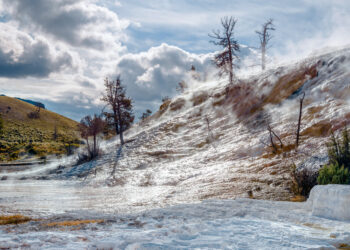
<box><xmin>101</xmin><ymin>76</ymin><xmax>134</xmax><ymax>145</ymax></box>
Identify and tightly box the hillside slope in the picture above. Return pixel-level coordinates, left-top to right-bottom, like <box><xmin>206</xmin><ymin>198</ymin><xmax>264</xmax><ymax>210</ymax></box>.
<box><xmin>67</xmin><ymin>47</ymin><xmax>350</xmax><ymax>205</ymax></box>
<box><xmin>0</xmin><ymin>96</ymin><xmax>80</xmax><ymax>161</ymax></box>
<box><xmin>4</xmin><ymin>47</ymin><xmax>350</xmax><ymax>208</ymax></box>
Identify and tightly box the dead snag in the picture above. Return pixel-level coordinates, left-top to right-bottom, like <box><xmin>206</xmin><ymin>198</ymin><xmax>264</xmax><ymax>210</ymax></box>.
<box><xmin>296</xmin><ymin>92</ymin><xmax>305</xmax><ymax>149</ymax></box>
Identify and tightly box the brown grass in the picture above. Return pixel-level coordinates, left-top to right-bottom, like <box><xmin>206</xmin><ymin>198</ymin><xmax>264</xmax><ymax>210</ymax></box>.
<box><xmin>45</xmin><ymin>220</ymin><xmax>103</xmax><ymax>227</ymax></box>
<box><xmin>191</xmin><ymin>91</ymin><xmax>209</xmax><ymax>106</ymax></box>
<box><xmin>290</xmin><ymin>195</ymin><xmax>306</xmax><ymax>202</ymax></box>
<box><xmin>338</xmin><ymin>243</ymin><xmax>350</xmax><ymax>250</ymax></box>
<box><xmin>301</xmin><ymin>121</ymin><xmax>332</xmax><ymax>137</ymax></box>
<box><xmin>302</xmin><ymin>223</ymin><xmax>328</xmax><ymax>231</ymax></box>
<box><xmin>263</xmin><ymin>64</ymin><xmax>318</xmax><ymax>105</ymax></box>
<box><xmin>0</xmin><ymin>215</ymin><xmax>31</xmax><ymax>225</ymax></box>
<box><xmin>170</xmin><ymin>98</ymin><xmax>186</xmax><ymax>111</ymax></box>
<box><xmin>159</xmin><ymin>100</ymin><xmax>171</xmax><ymax>112</ymax></box>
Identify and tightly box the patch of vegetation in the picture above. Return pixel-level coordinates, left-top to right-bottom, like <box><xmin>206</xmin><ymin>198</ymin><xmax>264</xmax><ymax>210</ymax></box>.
<box><xmin>318</xmin><ymin>162</ymin><xmax>350</xmax><ymax>185</ymax></box>
<box><xmin>318</xmin><ymin>127</ymin><xmax>350</xmax><ymax>185</ymax></box>
<box><xmin>170</xmin><ymin>98</ymin><xmax>186</xmax><ymax>111</ymax></box>
<box><xmin>45</xmin><ymin>219</ymin><xmax>103</xmax><ymax>227</ymax></box>
<box><xmin>290</xmin><ymin>164</ymin><xmax>318</xmax><ymax>197</ymax></box>
<box><xmin>301</xmin><ymin>121</ymin><xmax>332</xmax><ymax>138</ymax></box>
<box><xmin>0</xmin><ymin>215</ymin><xmax>31</xmax><ymax>225</ymax></box>
<box><xmin>263</xmin><ymin>64</ymin><xmax>318</xmax><ymax>105</ymax></box>
<box><xmin>191</xmin><ymin>91</ymin><xmax>209</xmax><ymax>106</ymax></box>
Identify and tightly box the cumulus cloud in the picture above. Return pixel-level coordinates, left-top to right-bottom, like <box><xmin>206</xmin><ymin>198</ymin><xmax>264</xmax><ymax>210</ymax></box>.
<box><xmin>2</xmin><ymin>0</ymin><xmax>129</xmax><ymax>50</ymax></box>
<box><xmin>112</xmin><ymin>43</ymin><xmax>213</xmax><ymax>115</ymax></box>
<box><xmin>0</xmin><ymin>23</ymin><xmax>73</xmax><ymax>78</ymax></box>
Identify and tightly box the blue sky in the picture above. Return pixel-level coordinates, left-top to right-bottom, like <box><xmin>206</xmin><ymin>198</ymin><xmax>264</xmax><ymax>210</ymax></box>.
<box><xmin>0</xmin><ymin>0</ymin><xmax>349</xmax><ymax>121</ymax></box>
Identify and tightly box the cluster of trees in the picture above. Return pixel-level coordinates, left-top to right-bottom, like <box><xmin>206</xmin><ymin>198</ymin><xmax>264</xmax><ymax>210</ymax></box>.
<box><xmin>78</xmin><ymin>76</ymin><xmax>135</xmax><ymax>161</ymax></box>
<box><xmin>209</xmin><ymin>16</ymin><xmax>275</xmax><ymax>84</ymax></box>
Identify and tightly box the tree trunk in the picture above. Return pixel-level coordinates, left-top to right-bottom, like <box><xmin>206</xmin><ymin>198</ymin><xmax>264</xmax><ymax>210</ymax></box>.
<box><xmin>296</xmin><ymin>93</ymin><xmax>305</xmax><ymax>149</ymax></box>
<box><xmin>117</xmin><ymin>102</ymin><xmax>124</xmax><ymax>145</ymax></box>
<box><xmin>227</xmin><ymin>34</ymin><xmax>233</xmax><ymax>85</ymax></box>
<box><xmin>93</xmin><ymin>134</ymin><xmax>97</xmax><ymax>157</ymax></box>
<box><xmin>113</xmin><ymin>111</ymin><xmax>119</xmax><ymax>135</ymax></box>
<box><xmin>261</xmin><ymin>44</ymin><xmax>266</xmax><ymax>70</ymax></box>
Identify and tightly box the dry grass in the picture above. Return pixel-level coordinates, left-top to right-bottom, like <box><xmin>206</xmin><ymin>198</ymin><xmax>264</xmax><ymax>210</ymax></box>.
<box><xmin>191</xmin><ymin>91</ymin><xmax>209</xmax><ymax>106</ymax></box>
<box><xmin>338</xmin><ymin>243</ymin><xmax>350</xmax><ymax>250</ymax></box>
<box><xmin>195</xmin><ymin>141</ymin><xmax>207</xmax><ymax>148</ymax></box>
<box><xmin>290</xmin><ymin>195</ymin><xmax>306</xmax><ymax>202</ymax></box>
<box><xmin>45</xmin><ymin>219</ymin><xmax>103</xmax><ymax>227</ymax></box>
<box><xmin>301</xmin><ymin>121</ymin><xmax>332</xmax><ymax>138</ymax></box>
<box><xmin>159</xmin><ymin>100</ymin><xmax>171</xmax><ymax>112</ymax></box>
<box><xmin>302</xmin><ymin>223</ymin><xmax>328</xmax><ymax>231</ymax></box>
<box><xmin>0</xmin><ymin>215</ymin><xmax>31</xmax><ymax>225</ymax></box>
<box><xmin>170</xmin><ymin>98</ymin><xmax>186</xmax><ymax>111</ymax></box>
<box><xmin>263</xmin><ymin>64</ymin><xmax>318</xmax><ymax>105</ymax></box>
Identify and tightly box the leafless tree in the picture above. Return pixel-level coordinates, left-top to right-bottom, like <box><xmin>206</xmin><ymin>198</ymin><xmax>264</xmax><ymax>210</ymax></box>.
<box><xmin>256</xmin><ymin>19</ymin><xmax>275</xmax><ymax>70</ymax></box>
<box><xmin>101</xmin><ymin>76</ymin><xmax>134</xmax><ymax>145</ymax></box>
<box><xmin>296</xmin><ymin>92</ymin><xmax>305</xmax><ymax>149</ymax></box>
<box><xmin>267</xmin><ymin>124</ymin><xmax>284</xmax><ymax>153</ymax></box>
<box><xmin>78</xmin><ymin>114</ymin><xmax>105</xmax><ymax>159</ymax></box>
<box><xmin>209</xmin><ymin>16</ymin><xmax>240</xmax><ymax>85</ymax></box>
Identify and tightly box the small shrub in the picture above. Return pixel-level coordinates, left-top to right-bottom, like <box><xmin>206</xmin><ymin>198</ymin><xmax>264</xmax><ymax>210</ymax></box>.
<box><xmin>27</xmin><ymin>111</ymin><xmax>40</xmax><ymax>119</ymax></box>
<box><xmin>317</xmin><ymin>127</ymin><xmax>350</xmax><ymax>185</ymax></box>
<box><xmin>170</xmin><ymin>98</ymin><xmax>186</xmax><ymax>111</ymax></box>
<box><xmin>191</xmin><ymin>91</ymin><xmax>209</xmax><ymax>106</ymax></box>
<box><xmin>290</xmin><ymin>164</ymin><xmax>318</xmax><ymax>197</ymax></box>
<box><xmin>317</xmin><ymin>162</ymin><xmax>350</xmax><ymax>185</ymax></box>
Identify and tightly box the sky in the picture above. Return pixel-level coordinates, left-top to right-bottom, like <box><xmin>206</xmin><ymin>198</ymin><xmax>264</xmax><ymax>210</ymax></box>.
<box><xmin>0</xmin><ymin>0</ymin><xmax>350</xmax><ymax>121</ymax></box>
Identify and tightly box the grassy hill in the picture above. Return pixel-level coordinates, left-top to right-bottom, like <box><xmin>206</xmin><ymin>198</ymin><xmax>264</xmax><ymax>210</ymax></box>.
<box><xmin>0</xmin><ymin>96</ymin><xmax>81</xmax><ymax>161</ymax></box>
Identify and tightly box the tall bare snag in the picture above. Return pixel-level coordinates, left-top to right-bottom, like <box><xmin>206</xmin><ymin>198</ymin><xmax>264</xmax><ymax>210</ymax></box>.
<box><xmin>209</xmin><ymin>16</ymin><xmax>240</xmax><ymax>85</ymax></box>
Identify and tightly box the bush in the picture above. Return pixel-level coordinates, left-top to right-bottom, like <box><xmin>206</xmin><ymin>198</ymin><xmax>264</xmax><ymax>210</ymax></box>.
<box><xmin>317</xmin><ymin>127</ymin><xmax>350</xmax><ymax>185</ymax></box>
<box><xmin>291</xmin><ymin>164</ymin><xmax>318</xmax><ymax>197</ymax></box>
<box><xmin>27</xmin><ymin>111</ymin><xmax>40</xmax><ymax>119</ymax></box>
<box><xmin>317</xmin><ymin>162</ymin><xmax>350</xmax><ymax>185</ymax></box>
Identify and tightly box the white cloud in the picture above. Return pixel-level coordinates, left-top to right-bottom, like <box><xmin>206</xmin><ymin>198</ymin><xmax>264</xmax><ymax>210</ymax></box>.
<box><xmin>111</xmin><ymin>43</ymin><xmax>213</xmax><ymax>115</ymax></box>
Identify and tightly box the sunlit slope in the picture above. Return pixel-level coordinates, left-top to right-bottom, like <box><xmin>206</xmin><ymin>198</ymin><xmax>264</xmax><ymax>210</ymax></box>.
<box><xmin>0</xmin><ymin>96</ymin><xmax>80</xmax><ymax>161</ymax></box>
<box><xmin>84</xmin><ymin>47</ymin><xmax>350</xmax><ymax>204</ymax></box>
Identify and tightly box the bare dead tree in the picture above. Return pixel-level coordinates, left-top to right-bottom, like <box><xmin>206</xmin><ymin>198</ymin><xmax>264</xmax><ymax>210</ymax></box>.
<box><xmin>78</xmin><ymin>114</ymin><xmax>105</xmax><ymax>160</ymax></box>
<box><xmin>256</xmin><ymin>19</ymin><xmax>275</xmax><ymax>70</ymax></box>
<box><xmin>271</xmin><ymin>128</ymin><xmax>284</xmax><ymax>150</ymax></box>
<box><xmin>267</xmin><ymin>124</ymin><xmax>278</xmax><ymax>153</ymax></box>
<box><xmin>209</xmin><ymin>16</ymin><xmax>240</xmax><ymax>85</ymax></box>
<box><xmin>296</xmin><ymin>92</ymin><xmax>305</xmax><ymax>149</ymax></box>
<box><xmin>101</xmin><ymin>76</ymin><xmax>134</xmax><ymax>145</ymax></box>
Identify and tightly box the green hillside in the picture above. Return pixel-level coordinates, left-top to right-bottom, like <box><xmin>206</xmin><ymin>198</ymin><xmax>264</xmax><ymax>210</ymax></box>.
<box><xmin>0</xmin><ymin>96</ymin><xmax>81</xmax><ymax>161</ymax></box>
